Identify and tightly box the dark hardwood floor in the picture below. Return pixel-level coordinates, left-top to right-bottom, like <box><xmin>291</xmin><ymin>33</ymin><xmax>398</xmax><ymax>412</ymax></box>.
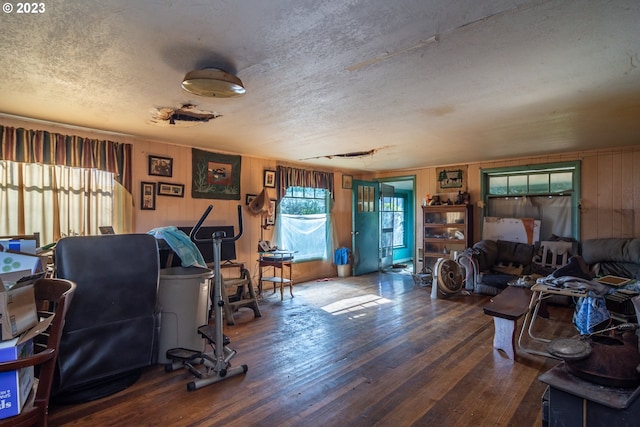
<box><xmin>48</xmin><ymin>270</ymin><xmax>575</xmax><ymax>426</ymax></box>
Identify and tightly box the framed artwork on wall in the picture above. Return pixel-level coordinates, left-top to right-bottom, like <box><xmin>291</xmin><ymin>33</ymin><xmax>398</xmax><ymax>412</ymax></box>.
<box><xmin>264</xmin><ymin>170</ymin><xmax>276</xmax><ymax>188</ymax></box>
<box><xmin>148</xmin><ymin>155</ymin><xmax>173</xmax><ymax>177</ymax></box>
<box><xmin>246</xmin><ymin>193</ymin><xmax>257</xmax><ymax>205</ymax></box>
<box><xmin>264</xmin><ymin>199</ymin><xmax>276</xmax><ymax>226</ymax></box>
<box><xmin>157</xmin><ymin>182</ymin><xmax>185</xmax><ymax>197</ymax></box>
<box><xmin>436</xmin><ymin>166</ymin><xmax>467</xmax><ymax>193</ymax></box>
<box><xmin>192</xmin><ymin>148</ymin><xmax>241</xmax><ymax>200</ymax></box>
<box><xmin>141</xmin><ymin>182</ymin><xmax>156</xmax><ymax>210</ymax></box>
<box><xmin>342</xmin><ymin>174</ymin><xmax>353</xmax><ymax>189</ymax></box>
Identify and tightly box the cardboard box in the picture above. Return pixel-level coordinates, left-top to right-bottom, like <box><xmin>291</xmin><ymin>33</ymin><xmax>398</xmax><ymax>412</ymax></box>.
<box><xmin>0</xmin><ymin>336</ymin><xmax>34</xmax><ymax>419</ymax></box>
<box><xmin>0</xmin><ymin>313</ymin><xmax>53</xmax><ymax>420</ymax></box>
<box><xmin>0</xmin><ymin>280</ymin><xmax>38</xmax><ymax>341</ymax></box>
<box><xmin>0</xmin><ymin>252</ymin><xmax>42</xmax><ymax>283</ymax></box>
<box><xmin>0</xmin><ymin>240</ymin><xmax>37</xmax><ymax>255</ymax></box>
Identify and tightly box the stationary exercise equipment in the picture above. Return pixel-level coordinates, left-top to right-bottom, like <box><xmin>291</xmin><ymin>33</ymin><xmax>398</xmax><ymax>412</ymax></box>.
<box><xmin>165</xmin><ymin>204</ymin><xmax>248</xmax><ymax>391</ymax></box>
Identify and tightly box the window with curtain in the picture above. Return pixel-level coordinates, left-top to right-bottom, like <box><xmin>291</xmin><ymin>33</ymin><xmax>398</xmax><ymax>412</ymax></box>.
<box><xmin>274</xmin><ymin>165</ymin><xmax>335</xmax><ymax>262</ymax></box>
<box><xmin>481</xmin><ymin>161</ymin><xmax>581</xmax><ymax>240</ymax></box>
<box><xmin>0</xmin><ymin>125</ymin><xmax>133</xmax><ymax>246</ymax></box>
<box><xmin>277</xmin><ymin>187</ymin><xmax>331</xmax><ymax>261</ymax></box>
<box><xmin>0</xmin><ymin>160</ymin><xmax>115</xmax><ymax>246</ymax></box>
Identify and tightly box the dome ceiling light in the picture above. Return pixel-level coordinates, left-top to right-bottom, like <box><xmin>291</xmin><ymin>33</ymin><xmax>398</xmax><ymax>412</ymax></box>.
<box><xmin>181</xmin><ymin>68</ymin><xmax>246</xmax><ymax>98</ymax></box>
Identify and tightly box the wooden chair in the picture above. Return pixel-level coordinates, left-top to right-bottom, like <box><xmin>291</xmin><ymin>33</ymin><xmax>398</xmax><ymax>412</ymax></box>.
<box><xmin>534</xmin><ymin>240</ymin><xmax>573</xmax><ymax>270</ymax></box>
<box><xmin>0</xmin><ymin>278</ymin><xmax>76</xmax><ymax>427</ymax></box>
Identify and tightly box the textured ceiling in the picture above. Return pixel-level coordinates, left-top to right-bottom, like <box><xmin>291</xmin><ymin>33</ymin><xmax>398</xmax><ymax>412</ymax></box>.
<box><xmin>0</xmin><ymin>0</ymin><xmax>639</xmax><ymax>172</ymax></box>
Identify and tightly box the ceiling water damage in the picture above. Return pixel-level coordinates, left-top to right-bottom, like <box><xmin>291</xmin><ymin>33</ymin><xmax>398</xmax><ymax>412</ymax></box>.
<box><xmin>149</xmin><ymin>104</ymin><xmax>221</xmax><ymax>127</ymax></box>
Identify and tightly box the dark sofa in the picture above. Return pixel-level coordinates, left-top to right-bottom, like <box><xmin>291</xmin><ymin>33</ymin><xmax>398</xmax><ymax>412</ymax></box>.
<box><xmin>581</xmin><ymin>238</ymin><xmax>640</xmax><ymax>279</ymax></box>
<box><xmin>460</xmin><ymin>239</ymin><xmax>540</xmax><ymax>296</ymax></box>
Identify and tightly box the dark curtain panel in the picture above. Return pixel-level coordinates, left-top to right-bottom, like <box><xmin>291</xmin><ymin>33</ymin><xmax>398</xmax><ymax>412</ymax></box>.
<box><xmin>276</xmin><ymin>165</ymin><xmax>335</xmax><ymax>200</ymax></box>
<box><xmin>0</xmin><ymin>125</ymin><xmax>133</xmax><ymax>193</ymax></box>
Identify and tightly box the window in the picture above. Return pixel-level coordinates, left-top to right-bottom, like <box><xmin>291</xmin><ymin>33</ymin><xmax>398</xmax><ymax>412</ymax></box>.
<box><xmin>0</xmin><ymin>160</ymin><xmax>115</xmax><ymax>246</ymax></box>
<box><xmin>381</xmin><ymin>195</ymin><xmax>406</xmax><ymax>248</ymax></box>
<box><xmin>276</xmin><ymin>186</ymin><xmax>332</xmax><ymax>261</ymax></box>
<box><xmin>481</xmin><ymin>161</ymin><xmax>581</xmax><ymax>240</ymax></box>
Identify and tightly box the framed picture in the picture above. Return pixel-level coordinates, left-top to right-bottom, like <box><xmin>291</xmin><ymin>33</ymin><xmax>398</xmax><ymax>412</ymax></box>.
<box><xmin>436</xmin><ymin>166</ymin><xmax>467</xmax><ymax>193</ymax></box>
<box><xmin>264</xmin><ymin>170</ymin><xmax>276</xmax><ymax>188</ymax></box>
<box><xmin>245</xmin><ymin>193</ymin><xmax>257</xmax><ymax>205</ymax></box>
<box><xmin>148</xmin><ymin>155</ymin><xmax>173</xmax><ymax>177</ymax></box>
<box><xmin>192</xmin><ymin>148</ymin><xmax>241</xmax><ymax>200</ymax></box>
<box><xmin>157</xmin><ymin>182</ymin><xmax>185</xmax><ymax>197</ymax></box>
<box><xmin>141</xmin><ymin>182</ymin><xmax>156</xmax><ymax>210</ymax></box>
<box><xmin>342</xmin><ymin>174</ymin><xmax>353</xmax><ymax>189</ymax></box>
<box><xmin>264</xmin><ymin>199</ymin><xmax>277</xmax><ymax>226</ymax></box>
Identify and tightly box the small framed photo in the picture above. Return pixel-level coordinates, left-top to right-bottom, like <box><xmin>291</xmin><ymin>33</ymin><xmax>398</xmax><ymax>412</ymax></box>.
<box><xmin>157</xmin><ymin>182</ymin><xmax>185</xmax><ymax>197</ymax></box>
<box><xmin>246</xmin><ymin>193</ymin><xmax>257</xmax><ymax>205</ymax></box>
<box><xmin>342</xmin><ymin>174</ymin><xmax>353</xmax><ymax>189</ymax></box>
<box><xmin>149</xmin><ymin>155</ymin><xmax>173</xmax><ymax>177</ymax></box>
<box><xmin>264</xmin><ymin>199</ymin><xmax>277</xmax><ymax>226</ymax></box>
<box><xmin>141</xmin><ymin>182</ymin><xmax>156</xmax><ymax>210</ymax></box>
<box><xmin>264</xmin><ymin>170</ymin><xmax>276</xmax><ymax>188</ymax></box>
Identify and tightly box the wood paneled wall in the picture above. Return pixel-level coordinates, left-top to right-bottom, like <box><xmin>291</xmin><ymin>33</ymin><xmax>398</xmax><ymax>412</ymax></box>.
<box><xmin>372</xmin><ymin>145</ymin><xmax>640</xmax><ymax>270</ymax></box>
<box><xmin>131</xmin><ymin>140</ymin><xmax>354</xmax><ymax>284</ymax></box>
<box><xmin>3</xmin><ymin>117</ymin><xmax>639</xmax><ymax>282</ymax></box>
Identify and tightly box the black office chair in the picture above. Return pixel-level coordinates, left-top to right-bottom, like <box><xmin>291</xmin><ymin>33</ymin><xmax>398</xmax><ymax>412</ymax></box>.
<box><xmin>52</xmin><ymin>234</ymin><xmax>160</xmax><ymax>403</ymax></box>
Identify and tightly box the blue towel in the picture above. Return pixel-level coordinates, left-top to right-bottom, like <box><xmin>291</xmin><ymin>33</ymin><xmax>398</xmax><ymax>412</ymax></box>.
<box><xmin>334</xmin><ymin>247</ymin><xmax>351</xmax><ymax>265</ymax></box>
<box><xmin>148</xmin><ymin>226</ymin><xmax>207</xmax><ymax>268</ymax></box>
<box><xmin>573</xmin><ymin>295</ymin><xmax>610</xmax><ymax>335</ymax></box>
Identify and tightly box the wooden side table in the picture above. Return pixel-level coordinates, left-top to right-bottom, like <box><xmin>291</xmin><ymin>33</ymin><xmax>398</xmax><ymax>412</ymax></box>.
<box><xmin>258</xmin><ymin>251</ymin><xmax>294</xmax><ymax>300</ymax></box>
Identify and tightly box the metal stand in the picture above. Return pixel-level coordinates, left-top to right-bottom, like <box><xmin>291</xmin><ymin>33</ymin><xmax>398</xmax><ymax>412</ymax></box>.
<box><xmin>165</xmin><ymin>205</ymin><xmax>248</xmax><ymax>391</ymax></box>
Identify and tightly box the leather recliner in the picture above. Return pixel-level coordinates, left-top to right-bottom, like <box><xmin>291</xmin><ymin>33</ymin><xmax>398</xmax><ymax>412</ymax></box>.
<box><xmin>52</xmin><ymin>234</ymin><xmax>160</xmax><ymax>403</ymax></box>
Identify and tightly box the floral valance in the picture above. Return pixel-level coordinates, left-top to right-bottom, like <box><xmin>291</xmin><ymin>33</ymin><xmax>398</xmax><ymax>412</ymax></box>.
<box><xmin>0</xmin><ymin>125</ymin><xmax>132</xmax><ymax>192</ymax></box>
<box><xmin>276</xmin><ymin>165</ymin><xmax>334</xmax><ymax>200</ymax></box>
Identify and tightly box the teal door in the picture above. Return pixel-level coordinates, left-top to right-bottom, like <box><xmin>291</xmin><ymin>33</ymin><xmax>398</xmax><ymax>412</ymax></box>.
<box><xmin>352</xmin><ymin>180</ymin><xmax>379</xmax><ymax>275</ymax></box>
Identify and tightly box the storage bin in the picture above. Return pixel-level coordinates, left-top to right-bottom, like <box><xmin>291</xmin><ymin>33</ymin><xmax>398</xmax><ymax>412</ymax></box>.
<box><xmin>157</xmin><ymin>266</ymin><xmax>212</xmax><ymax>364</ymax></box>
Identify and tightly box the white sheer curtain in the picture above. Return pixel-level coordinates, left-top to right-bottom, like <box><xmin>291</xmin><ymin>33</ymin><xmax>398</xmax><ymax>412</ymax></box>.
<box><xmin>488</xmin><ymin>195</ymin><xmax>572</xmax><ymax>240</ymax></box>
<box><xmin>276</xmin><ymin>213</ymin><xmax>333</xmax><ymax>261</ymax></box>
<box><xmin>0</xmin><ymin>160</ymin><xmax>115</xmax><ymax>246</ymax></box>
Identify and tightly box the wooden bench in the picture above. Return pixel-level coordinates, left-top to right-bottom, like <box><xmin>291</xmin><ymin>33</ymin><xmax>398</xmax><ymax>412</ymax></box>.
<box><xmin>482</xmin><ymin>286</ymin><xmax>533</xmax><ymax>360</ymax></box>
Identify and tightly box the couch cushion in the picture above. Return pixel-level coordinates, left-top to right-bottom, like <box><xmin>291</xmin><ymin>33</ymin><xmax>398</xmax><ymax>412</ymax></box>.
<box><xmin>495</xmin><ymin>240</ymin><xmax>535</xmax><ymax>266</ymax></box>
<box><xmin>472</xmin><ymin>240</ymin><xmax>498</xmax><ymax>272</ymax></box>
<box><xmin>582</xmin><ymin>238</ymin><xmax>640</xmax><ymax>265</ymax></box>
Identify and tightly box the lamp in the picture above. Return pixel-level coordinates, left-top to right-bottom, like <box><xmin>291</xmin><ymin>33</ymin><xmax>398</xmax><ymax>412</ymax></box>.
<box><xmin>181</xmin><ymin>68</ymin><xmax>246</xmax><ymax>98</ymax></box>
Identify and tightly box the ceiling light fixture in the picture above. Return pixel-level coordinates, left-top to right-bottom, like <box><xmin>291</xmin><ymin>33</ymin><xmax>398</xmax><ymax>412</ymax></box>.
<box><xmin>181</xmin><ymin>68</ymin><xmax>246</xmax><ymax>98</ymax></box>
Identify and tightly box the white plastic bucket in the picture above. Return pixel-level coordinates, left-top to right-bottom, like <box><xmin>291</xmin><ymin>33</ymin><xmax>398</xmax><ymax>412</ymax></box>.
<box><xmin>337</xmin><ymin>264</ymin><xmax>351</xmax><ymax>277</ymax></box>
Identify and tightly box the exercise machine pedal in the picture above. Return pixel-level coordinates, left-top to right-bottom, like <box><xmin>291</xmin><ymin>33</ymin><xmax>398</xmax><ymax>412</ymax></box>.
<box><xmin>198</xmin><ymin>324</ymin><xmax>230</xmax><ymax>346</ymax></box>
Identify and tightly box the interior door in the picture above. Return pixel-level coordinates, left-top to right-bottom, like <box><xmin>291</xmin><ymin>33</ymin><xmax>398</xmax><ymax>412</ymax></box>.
<box><xmin>352</xmin><ymin>179</ymin><xmax>379</xmax><ymax>276</ymax></box>
<box><xmin>379</xmin><ymin>183</ymin><xmax>395</xmax><ymax>271</ymax></box>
